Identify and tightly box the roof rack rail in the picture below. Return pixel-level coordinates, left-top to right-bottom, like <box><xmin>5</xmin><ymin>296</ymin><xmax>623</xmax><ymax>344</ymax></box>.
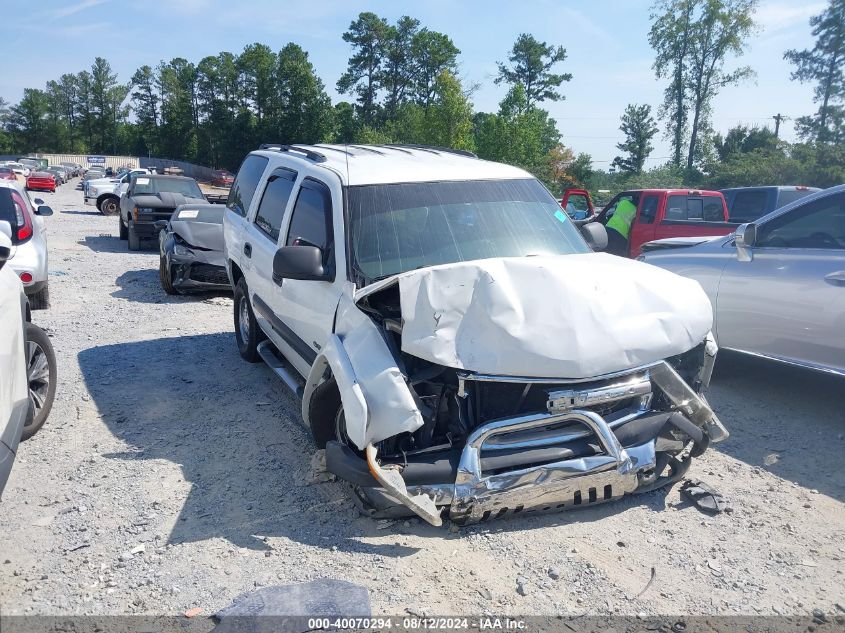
<box><xmin>258</xmin><ymin>144</ymin><xmax>327</xmax><ymax>163</ymax></box>
<box><xmin>382</xmin><ymin>144</ymin><xmax>478</xmax><ymax>159</ymax></box>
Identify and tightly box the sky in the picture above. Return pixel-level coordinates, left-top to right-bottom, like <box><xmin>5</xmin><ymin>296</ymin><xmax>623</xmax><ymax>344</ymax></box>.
<box><xmin>0</xmin><ymin>0</ymin><xmax>826</xmax><ymax>166</ymax></box>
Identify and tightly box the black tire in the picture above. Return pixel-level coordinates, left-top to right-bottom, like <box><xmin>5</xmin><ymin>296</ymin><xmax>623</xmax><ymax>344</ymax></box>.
<box><xmin>159</xmin><ymin>255</ymin><xmax>178</xmax><ymax>295</ymax></box>
<box><xmin>21</xmin><ymin>324</ymin><xmax>57</xmax><ymax>441</ymax></box>
<box><xmin>100</xmin><ymin>197</ymin><xmax>119</xmax><ymax>215</ymax></box>
<box><xmin>119</xmin><ymin>217</ymin><xmax>128</xmax><ymax>240</ymax></box>
<box><xmin>128</xmin><ymin>226</ymin><xmax>140</xmax><ymax>251</ymax></box>
<box><xmin>29</xmin><ymin>283</ymin><xmax>50</xmax><ymax>310</ymax></box>
<box><xmin>233</xmin><ymin>278</ymin><xmax>263</xmax><ymax>362</ymax></box>
<box><xmin>308</xmin><ymin>377</ymin><xmax>342</xmax><ymax>449</ymax></box>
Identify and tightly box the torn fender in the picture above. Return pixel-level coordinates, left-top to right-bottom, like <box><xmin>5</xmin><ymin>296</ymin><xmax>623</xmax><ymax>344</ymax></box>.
<box><xmin>303</xmin><ymin>294</ymin><xmax>423</xmax><ymax>450</ymax></box>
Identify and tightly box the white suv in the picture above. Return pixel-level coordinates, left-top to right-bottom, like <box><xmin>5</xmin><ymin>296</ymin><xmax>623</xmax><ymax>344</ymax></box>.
<box><xmin>0</xmin><ymin>229</ymin><xmax>56</xmax><ymax>497</ymax></box>
<box><xmin>223</xmin><ymin>144</ymin><xmax>728</xmax><ymax>526</ymax></box>
<box><xmin>0</xmin><ymin>181</ymin><xmax>53</xmax><ymax>309</ymax></box>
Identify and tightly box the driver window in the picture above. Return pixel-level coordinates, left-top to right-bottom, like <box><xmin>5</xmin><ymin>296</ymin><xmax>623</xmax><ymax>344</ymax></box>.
<box><xmin>756</xmin><ymin>193</ymin><xmax>845</xmax><ymax>250</ymax></box>
<box><xmin>285</xmin><ymin>179</ymin><xmax>334</xmax><ymax>270</ymax></box>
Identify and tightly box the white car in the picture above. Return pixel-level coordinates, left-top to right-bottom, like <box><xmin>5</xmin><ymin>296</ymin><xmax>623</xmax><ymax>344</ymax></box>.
<box><xmin>0</xmin><ymin>227</ymin><xmax>56</xmax><ymax>497</ymax></box>
<box><xmin>0</xmin><ymin>181</ymin><xmax>53</xmax><ymax>309</ymax></box>
<box><xmin>223</xmin><ymin>143</ymin><xmax>728</xmax><ymax>526</ymax></box>
<box><xmin>4</xmin><ymin>163</ymin><xmax>31</xmax><ymax>178</ymax></box>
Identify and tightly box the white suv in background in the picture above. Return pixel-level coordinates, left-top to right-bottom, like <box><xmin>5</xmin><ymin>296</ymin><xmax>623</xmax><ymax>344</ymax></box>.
<box><xmin>223</xmin><ymin>143</ymin><xmax>727</xmax><ymax>526</ymax></box>
<box><xmin>0</xmin><ymin>181</ymin><xmax>53</xmax><ymax>309</ymax></box>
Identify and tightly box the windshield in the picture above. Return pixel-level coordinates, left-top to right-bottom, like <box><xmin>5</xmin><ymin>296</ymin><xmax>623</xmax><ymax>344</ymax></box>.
<box><xmin>348</xmin><ymin>178</ymin><xmax>589</xmax><ymax>282</ymax></box>
<box><xmin>132</xmin><ymin>177</ymin><xmax>204</xmax><ymax>198</ymax></box>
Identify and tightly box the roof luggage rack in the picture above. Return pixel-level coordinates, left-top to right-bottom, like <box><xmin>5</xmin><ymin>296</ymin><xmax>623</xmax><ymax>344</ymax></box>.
<box><xmin>380</xmin><ymin>144</ymin><xmax>478</xmax><ymax>158</ymax></box>
<box><xmin>258</xmin><ymin>144</ymin><xmax>327</xmax><ymax>163</ymax></box>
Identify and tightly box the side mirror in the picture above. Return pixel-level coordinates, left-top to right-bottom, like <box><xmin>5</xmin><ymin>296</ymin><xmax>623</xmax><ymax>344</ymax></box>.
<box><xmin>35</xmin><ymin>205</ymin><xmax>53</xmax><ymax>217</ymax></box>
<box><xmin>153</xmin><ymin>220</ymin><xmax>169</xmax><ymax>232</ymax></box>
<box><xmin>580</xmin><ymin>221</ymin><xmax>608</xmax><ymax>252</ymax></box>
<box><xmin>0</xmin><ymin>221</ymin><xmax>12</xmax><ymax>265</ymax></box>
<box><xmin>34</xmin><ymin>197</ymin><xmax>44</xmax><ymax>205</ymax></box>
<box><xmin>735</xmin><ymin>223</ymin><xmax>756</xmax><ymax>262</ymax></box>
<box><xmin>273</xmin><ymin>245</ymin><xmax>332</xmax><ymax>284</ymax></box>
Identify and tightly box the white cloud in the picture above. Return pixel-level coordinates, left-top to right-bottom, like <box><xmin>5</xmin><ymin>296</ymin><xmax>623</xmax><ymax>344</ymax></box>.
<box><xmin>757</xmin><ymin>1</ymin><xmax>826</xmax><ymax>35</ymax></box>
<box><xmin>51</xmin><ymin>0</ymin><xmax>108</xmax><ymax>20</ymax></box>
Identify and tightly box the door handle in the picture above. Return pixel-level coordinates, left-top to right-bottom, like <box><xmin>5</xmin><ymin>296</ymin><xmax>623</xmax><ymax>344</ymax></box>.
<box><xmin>824</xmin><ymin>271</ymin><xmax>845</xmax><ymax>286</ymax></box>
<box><xmin>243</xmin><ymin>242</ymin><xmax>252</xmax><ymax>258</ymax></box>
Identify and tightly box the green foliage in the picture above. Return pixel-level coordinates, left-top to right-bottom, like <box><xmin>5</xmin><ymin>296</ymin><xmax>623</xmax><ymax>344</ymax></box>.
<box><xmin>612</xmin><ymin>104</ymin><xmax>658</xmax><ymax>174</ymax></box>
<box><xmin>784</xmin><ymin>0</ymin><xmax>845</xmax><ymax>143</ymax></box>
<box><xmin>649</xmin><ymin>0</ymin><xmax>758</xmax><ymax>169</ymax></box>
<box><xmin>548</xmin><ymin>144</ymin><xmax>593</xmax><ymax>193</ymax></box>
<box><xmin>8</xmin><ymin>89</ymin><xmax>51</xmax><ymax>151</ymax></box>
<box><xmin>495</xmin><ymin>34</ymin><xmax>571</xmax><ymax>110</ymax></box>
<box><xmin>712</xmin><ymin>124</ymin><xmax>776</xmax><ymax>161</ymax></box>
<box><xmin>337</xmin><ymin>12</ymin><xmax>391</xmax><ymax>125</ymax></box>
<box><xmin>475</xmin><ymin>85</ymin><xmax>561</xmax><ymax>184</ymax></box>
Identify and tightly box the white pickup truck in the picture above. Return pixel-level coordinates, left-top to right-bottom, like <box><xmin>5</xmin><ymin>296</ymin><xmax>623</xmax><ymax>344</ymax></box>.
<box><xmin>223</xmin><ymin>143</ymin><xmax>728</xmax><ymax>526</ymax></box>
<box><xmin>84</xmin><ymin>168</ymin><xmax>153</xmax><ymax>215</ymax></box>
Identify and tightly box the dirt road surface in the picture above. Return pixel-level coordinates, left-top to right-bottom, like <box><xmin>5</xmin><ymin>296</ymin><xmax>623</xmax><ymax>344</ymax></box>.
<box><xmin>1</xmin><ymin>180</ymin><xmax>843</xmax><ymax>618</ymax></box>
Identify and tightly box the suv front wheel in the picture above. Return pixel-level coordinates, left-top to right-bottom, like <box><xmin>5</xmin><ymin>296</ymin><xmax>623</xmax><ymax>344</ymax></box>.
<box><xmin>233</xmin><ymin>279</ymin><xmax>264</xmax><ymax>362</ymax></box>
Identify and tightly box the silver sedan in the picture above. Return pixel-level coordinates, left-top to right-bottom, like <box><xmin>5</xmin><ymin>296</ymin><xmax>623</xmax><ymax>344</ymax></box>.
<box><xmin>639</xmin><ymin>184</ymin><xmax>845</xmax><ymax>376</ymax></box>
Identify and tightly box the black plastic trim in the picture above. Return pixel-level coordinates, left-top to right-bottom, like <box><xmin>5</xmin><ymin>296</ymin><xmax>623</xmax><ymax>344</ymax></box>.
<box><xmin>252</xmin><ymin>295</ymin><xmax>317</xmax><ymax>365</ymax></box>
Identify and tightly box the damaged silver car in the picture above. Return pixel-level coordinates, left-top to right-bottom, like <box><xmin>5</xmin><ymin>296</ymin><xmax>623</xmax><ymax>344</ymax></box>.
<box><xmin>157</xmin><ymin>204</ymin><xmax>230</xmax><ymax>295</ymax></box>
<box><xmin>223</xmin><ymin>144</ymin><xmax>728</xmax><ymax>526</ymax></box>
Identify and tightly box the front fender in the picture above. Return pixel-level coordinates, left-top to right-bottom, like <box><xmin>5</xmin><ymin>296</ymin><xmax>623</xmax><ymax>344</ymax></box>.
<box><xmin>302</xmin><ymin>294</ymin><xmax>423</xmax><ymax>451</ymax></box>
<box><xmin>302</xmin><ymin>335</ymin><xmax>369</xmax><ymax>446</ymax></box>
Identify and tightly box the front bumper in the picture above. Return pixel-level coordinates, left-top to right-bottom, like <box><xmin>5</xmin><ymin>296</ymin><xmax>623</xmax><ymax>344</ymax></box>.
<box><xmin>328</xmin><ymin>360</ymin><xmax>726</xmax><ymax>525</ymax></box>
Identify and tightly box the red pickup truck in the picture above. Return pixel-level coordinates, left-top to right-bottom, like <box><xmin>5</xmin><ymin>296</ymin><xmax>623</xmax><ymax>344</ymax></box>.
<box><xmin>593</xmin><ymin>189</ymin><xmax>736</xmax><ymax>257</ymax></box>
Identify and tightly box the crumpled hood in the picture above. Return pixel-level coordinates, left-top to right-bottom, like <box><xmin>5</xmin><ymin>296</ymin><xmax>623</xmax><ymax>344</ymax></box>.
<box><xmin>389</xmin><ymin>253</ymin><xmax>713</xmax><ymax>379</ymax></box>
<box><xmin>169</xmin><ymin>205</ymin><xmax>224</xmax><ymax>254</ymax></box>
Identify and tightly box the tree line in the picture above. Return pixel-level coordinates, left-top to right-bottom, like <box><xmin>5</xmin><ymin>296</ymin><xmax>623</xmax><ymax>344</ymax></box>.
<box><xmin>0</xmin><ymin>0</ymin><xmax>842</xmax><ymax>197</ymax></box>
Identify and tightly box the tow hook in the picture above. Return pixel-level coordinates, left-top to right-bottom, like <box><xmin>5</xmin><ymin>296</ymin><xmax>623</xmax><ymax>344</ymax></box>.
<box><xmin>365</xmin><ymin>444</ymin><xmax>442</xmax><ymax>526</ymax></box>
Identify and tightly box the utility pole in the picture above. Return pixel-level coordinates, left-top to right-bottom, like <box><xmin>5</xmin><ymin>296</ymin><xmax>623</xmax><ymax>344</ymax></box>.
<box><xmin>772</xmin><ymin>113</ymin><xmax>787</xmax><ymax>139</ymax></box>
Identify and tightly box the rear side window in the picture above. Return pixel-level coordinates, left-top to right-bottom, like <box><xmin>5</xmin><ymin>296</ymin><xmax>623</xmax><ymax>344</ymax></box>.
<box><xmin>663</xmin><ymin>196</ymin><xmax>723</xmax><ymax>222</ymax></box>
<box><xmin>776</xmin><ymin>188</ymin><xmax>815</xmax><ymax>209</ymax></box>
<box><xmin>253</xmin><ymin>169</ymin><xmax>297</xmax><ymax>242</ymax></box>
<box><xmin>227</xmin><ymin>154</ymin><xmax>269</xmax><ymax>217</ymax></box>
<box><xmin>731</xmin><ymin>190</ymin><xmax>768</xmax><ymax>222</ymax></box>
<box><xmin>639</xmin><ymin>195</ymin><xmax>659</xmax><ymax>224</ymax></box>
<box><xmin>286</xmin><ymin>179</ymin><xmax>333</xmax><ymax>265</ymax></box>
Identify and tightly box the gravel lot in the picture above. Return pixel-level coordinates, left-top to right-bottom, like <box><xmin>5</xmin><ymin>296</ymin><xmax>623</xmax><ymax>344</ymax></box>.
<box><xmin>0</xmin><ymin>179</ymin><xmax>843</xmax><ymax>619</ymax></box>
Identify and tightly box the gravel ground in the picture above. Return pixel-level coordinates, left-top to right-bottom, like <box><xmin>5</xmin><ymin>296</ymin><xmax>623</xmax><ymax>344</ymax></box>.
<box><xmin>0</xmin><ymin>180</ymin><xmax>843</xmax><ymax>619</ymax></box>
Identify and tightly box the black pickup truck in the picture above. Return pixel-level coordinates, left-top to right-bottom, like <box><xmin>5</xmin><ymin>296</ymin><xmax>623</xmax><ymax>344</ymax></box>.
<box><xmin>119</xmin><ymin>175</ymin><xmax>206</xmax><ymax>251</ymax></box>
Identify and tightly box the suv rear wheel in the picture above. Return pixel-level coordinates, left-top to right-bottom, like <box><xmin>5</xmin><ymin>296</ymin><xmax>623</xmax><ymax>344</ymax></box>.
<box><xmin>233</xmin><ymin>278</ymin><xmax>264</xmax><ymax>362</ymax></box>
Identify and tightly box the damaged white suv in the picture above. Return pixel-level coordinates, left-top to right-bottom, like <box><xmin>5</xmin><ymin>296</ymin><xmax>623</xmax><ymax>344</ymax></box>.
<box><xmin>223</xmin><ymin>144</ymin><xmax>728</xmax><ymax>526</ymax></box>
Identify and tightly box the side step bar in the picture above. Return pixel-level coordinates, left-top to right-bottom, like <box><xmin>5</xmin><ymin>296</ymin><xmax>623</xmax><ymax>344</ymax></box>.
<box><xmin>257</xmin><ymin>341</ymin><xmax>304</xmax><ymax>399</ymax></box>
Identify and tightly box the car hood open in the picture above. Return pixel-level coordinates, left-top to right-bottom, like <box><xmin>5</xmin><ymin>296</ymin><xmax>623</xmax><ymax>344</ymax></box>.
<box><xmin>356</xmin><ymin>253</ymin><xmax>713</xmax><ymax>379</ymax></box>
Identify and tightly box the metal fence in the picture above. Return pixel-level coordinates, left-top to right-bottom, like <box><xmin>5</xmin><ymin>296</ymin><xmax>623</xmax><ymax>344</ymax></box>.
<box><xmin>3</xmin><ymin>153</ymin><xmax>217</xmax><ymax>182</ymax></box>
<box><xmin>138</xmin><ymin>157</ymin><xmax>216</xmax><ymax>182</ymax></box>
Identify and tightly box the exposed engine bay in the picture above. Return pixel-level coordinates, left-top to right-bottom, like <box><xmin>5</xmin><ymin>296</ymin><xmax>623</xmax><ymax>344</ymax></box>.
<box><xmin>322</xmin><ymin>271</ymin><xmax>727</xmax><ymax>526</ymax></box>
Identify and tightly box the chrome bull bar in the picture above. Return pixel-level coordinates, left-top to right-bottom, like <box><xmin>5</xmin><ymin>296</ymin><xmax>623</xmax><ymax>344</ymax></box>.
<box><xmin>357</xmin><ymin>360</ymin><xmax>724</xmax><ymax>525</ymax></box>
<box><xmin>447</xmin><ymin>409</ymin><xmax>651</xmax><ymax>524</ymax></box>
